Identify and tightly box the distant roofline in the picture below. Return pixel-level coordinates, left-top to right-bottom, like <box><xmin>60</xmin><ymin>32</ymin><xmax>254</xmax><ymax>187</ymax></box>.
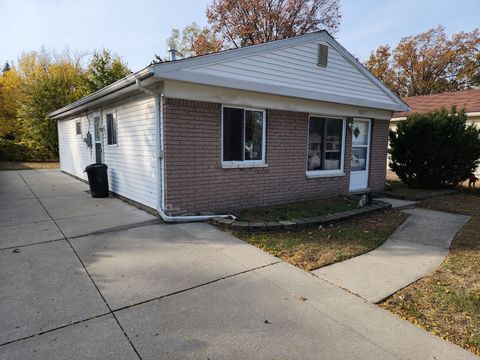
<box><xmin>392</xmin><ymin>88</ymin><xmax>480</xmax><ymax>118</ymax></box>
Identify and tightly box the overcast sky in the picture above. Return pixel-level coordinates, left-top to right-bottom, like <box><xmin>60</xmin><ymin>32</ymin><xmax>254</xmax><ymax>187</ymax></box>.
<box><xmin>1</xmin><ymin>0</ymin><xmax>479</xmax><ymax>71</ymax></box>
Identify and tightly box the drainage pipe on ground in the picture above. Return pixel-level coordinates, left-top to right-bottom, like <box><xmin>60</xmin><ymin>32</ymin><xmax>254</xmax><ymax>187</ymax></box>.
<box><xmin>135</xmin><ymin>78</ymin><xmax>236</xmax><ymax>223</ymax></box>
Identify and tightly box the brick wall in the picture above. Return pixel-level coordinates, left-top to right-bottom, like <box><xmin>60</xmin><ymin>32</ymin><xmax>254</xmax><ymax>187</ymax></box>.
<box><xmin>163</xmin><ymin>98</ymin><xmax>385</xmax><ymax>215</ymax></box>
<box><xmin>368</xmin><ymin>119</ymin><xmax>389</xmax><ymax>190</ymax></box>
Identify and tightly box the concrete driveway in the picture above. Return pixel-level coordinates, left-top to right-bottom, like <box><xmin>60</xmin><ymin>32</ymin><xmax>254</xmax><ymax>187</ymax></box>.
<box><xmin>0</xmin><ymin>170</ymin><xmax>477</xmax><ymax>359</ymax></box>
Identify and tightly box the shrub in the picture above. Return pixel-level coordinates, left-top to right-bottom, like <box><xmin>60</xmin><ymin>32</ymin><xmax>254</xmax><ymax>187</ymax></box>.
<box><xmin>0</xmin><ymin>138</ymin><xmax>56</xmax><ymax>162</ymax></box>
<box><xmin>0</xmin><ymin>139</ymin><xmax>29</xmax><ymax>161</ymax></box>
<box><xmin>389</xmin><ymin>107</ymin><xmax>480</xmax><ymax>188</ymax></box>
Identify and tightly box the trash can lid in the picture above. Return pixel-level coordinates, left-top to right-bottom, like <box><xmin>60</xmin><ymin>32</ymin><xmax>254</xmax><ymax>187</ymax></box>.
<box><xmin>85</xmin><ymin>163</ymin><xmax>108</xmax><ymax>170</ymax></box>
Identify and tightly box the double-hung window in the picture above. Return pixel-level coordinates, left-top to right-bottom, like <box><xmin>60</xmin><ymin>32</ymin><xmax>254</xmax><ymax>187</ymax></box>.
<box><xmin>106</xmin><ymin>113</ymin><xmax>117</xmax><ymax>145</ymax></box>
<box><xmin>222</xmin><ymin>106</ymin><xmax>266</xmax><ymax>166</ymax></box>
<box><xmin>307</xmin><ymin>116</ymin><xmax>345</xmax><ymax>175</ymax></box>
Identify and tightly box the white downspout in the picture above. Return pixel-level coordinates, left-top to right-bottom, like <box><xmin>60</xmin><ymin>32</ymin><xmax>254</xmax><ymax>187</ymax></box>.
<box><xmin>135</xmin><ymin>78</ymin><xmax>236</xmax><ymax>223</ymax></box>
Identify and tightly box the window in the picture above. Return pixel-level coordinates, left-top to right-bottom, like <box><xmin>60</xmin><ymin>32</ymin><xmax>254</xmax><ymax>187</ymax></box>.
<box><xmin>106</xmin><ymin>113</ymin><xmax>117</xmax><ymax>145</ymax></box>
<box><xmin>307</xmin><ymin>116</ymin><xmax>345</xmax><ymax>174</ymax></box>
<box><xmin>75</xmin><ymin>121</ymin><xmax>81</xmax><ymax>135</ymax></box>
<box><xmin>222</xmin><ymin>106</ymin><xmax>266</xmax><ymax>164</ymax></box>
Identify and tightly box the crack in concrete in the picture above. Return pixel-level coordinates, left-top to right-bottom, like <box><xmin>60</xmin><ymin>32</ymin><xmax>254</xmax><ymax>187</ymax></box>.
<box><xmin>2</xmin><ymin>172</ymin><xmax>282</xmax><ymax>357</ymax></box>
<box><xmin>14</xmin><ymin>172</ymin><xmax>144</xmax><ymax>360</ymax></box>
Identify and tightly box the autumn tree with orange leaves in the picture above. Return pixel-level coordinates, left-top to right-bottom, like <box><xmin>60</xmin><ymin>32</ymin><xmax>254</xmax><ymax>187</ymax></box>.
<box><xmin>165</xmin><ymin>23</ymin><xmax>223</xmax><ymax>58</ymax></box>
<box><xmin>206</xmin><ymin>0</ymin><xmax>341</xmax><ymax>48</ymax></box>
<box><xmin>366</xmin><ymin>26</ymin><xmax>480</xmax><ymax>97</ymax></box>
<box><xmin>165</xmin><ymin>0</ymin><xmax>341</xmax><ymax>58</ymax></box>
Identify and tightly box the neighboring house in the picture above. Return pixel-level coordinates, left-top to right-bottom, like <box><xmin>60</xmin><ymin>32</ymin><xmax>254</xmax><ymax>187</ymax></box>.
<box><xmin>49</xmin><ymin>31</ymin><xmax>408</xmax><ymax>219</ymax></box>
<box><xmin>390</xmin><ymin>89</ymin><xmax>480</xmax><ymax>174</ymax></box>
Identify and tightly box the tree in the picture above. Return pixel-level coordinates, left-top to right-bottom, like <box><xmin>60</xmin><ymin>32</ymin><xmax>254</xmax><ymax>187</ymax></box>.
<box><xmin>85</xmin><ymin>49</ymin><xmax>131</xmax><ymax>93</ymax></box>
<box><xmin>0</xmin><ymin>64</ymin><xmax>20</xmax><ymax>120</ymax></box>
<box><xmin>15</xmin><ymin>48</ymin><xmax>89</xmax><ymax>159</ymax></box>
<box><xmin>389</xmin><ymin>107</ymin><xmax>480</xmax><ymax>188</ymax></box>
<box><xmin>0</xmin><ymin>64</ymin><xmax>22</xmax><ymax>141</ymax></box>
<box><xmin>206</xmin><ymin>0</ymin><xmax>341</xmax><ymax>48</ymax></box>
<box><xmin>165</xmin><ymin>22</ymin><xmax>223</xmax><ymax>58</ymax></box>
<box><xmin>364</xmin><ymin>45</ymin><xmax>396</xmax><ymax>93</ymax></box>
<box><xmin>0</xmin><ymin>47</ymin><xmax>132</xmax><ymax>161</ymax></box>
<box><xmin>366</xmin><ymin>26</ymin><xmax>480</xmax><ymax>97</ymax></box>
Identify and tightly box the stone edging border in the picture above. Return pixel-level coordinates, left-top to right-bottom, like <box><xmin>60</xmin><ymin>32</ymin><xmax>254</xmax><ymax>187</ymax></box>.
<box><xmin>209</xmin><ymin>200</ymin><xmax>392</xmax><ymax>232</ymax></box>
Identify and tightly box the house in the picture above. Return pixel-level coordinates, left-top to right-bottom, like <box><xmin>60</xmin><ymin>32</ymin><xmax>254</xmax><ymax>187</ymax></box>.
<box><xmin>390</xmin><ymin>88</ymin><xmax>480</xmax><ymax>174</ymax></box>
<box><xmin>48</xmin><ymin>31</ymin><xmax>408</xmax><ymax>220</ymax></box>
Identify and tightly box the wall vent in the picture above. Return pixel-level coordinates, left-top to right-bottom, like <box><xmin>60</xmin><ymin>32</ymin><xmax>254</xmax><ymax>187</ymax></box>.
<box><xmin>317</xmin><ymin>44</ymin><xmax>328</xmax><ymax>67</ymax></box>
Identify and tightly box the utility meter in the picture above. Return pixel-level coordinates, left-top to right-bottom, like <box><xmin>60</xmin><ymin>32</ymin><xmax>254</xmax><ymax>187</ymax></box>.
<box><xmin>83</xmin><ymin>131</ymin><xmax>92</xmax><ymax>148</ymax></box>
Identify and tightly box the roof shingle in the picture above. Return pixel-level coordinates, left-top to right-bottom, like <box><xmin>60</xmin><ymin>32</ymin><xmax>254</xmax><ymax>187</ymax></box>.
<box><xmin>393</xmin><ymin>88</ymin><xmax>480</xmax><ymax>118</ymax></box>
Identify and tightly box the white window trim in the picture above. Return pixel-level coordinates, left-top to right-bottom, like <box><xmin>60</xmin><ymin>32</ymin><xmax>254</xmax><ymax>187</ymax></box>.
<box><xmin>305</xmin><ymin>115</ymin><xmax>346</xmax><ymax>178</ymax></box>
<box><xmin>75</xmin><ymin>120</ymin><xmax>82</xmax><ymax>136</ymax></box>
<box><xmin>105</xmin><ymin>112</ymin><xmax>118</xmax><ymax>147</ymax></box>
<box><xmin>221</xmin><ymin>105</ymin><xmax>267</xmax><ymax>168</ymax></box>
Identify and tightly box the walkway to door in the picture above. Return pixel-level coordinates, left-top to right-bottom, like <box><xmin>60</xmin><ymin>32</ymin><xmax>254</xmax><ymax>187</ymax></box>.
<box><xmin>314</xmin><ymin>206</ymin><xmax>470</xmax><ymax>303</ymax></box>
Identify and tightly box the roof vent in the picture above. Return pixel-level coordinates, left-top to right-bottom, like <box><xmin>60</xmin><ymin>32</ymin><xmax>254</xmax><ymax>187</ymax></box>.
<box><xmin>317</xmin><ymin>44</ymin><xmax>328</xmax><ymax>67</ymax></box>
<box><xmin>168</xmin><ymin>48</ymin><xmax>178</xmax><ymax>61</ymax></box>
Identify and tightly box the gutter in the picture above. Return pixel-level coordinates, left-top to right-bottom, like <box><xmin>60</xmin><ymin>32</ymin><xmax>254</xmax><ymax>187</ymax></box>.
<box><xmin>134</xmin><ymin>78</ymin><xmax>236</xmax><ymax>223</ymax></box>
<box><xmin>48</xmin><ymin>67</ymin><xmax>153</xmax><ymax>119</ymax></box>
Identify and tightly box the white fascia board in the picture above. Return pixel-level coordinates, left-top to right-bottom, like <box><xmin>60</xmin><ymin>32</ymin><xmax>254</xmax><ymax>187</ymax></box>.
<box><xmin>48</xmin><ymin>67</ymin><xmax>154</xmax><ymax>119</ymax></box>
<box><xmin>390</xmin><ymin>116</ymin><xmax>407</xmax><ymax>122</ymax></box>
<box><xmin>163</xmin><ymin>80</ymin><xmax>394</xmax><ymax>120</ymax></box>
<box><xmin>156</xmin><ymin>70</ymin><xmax>408</xmax><ymax>112</ymax></box>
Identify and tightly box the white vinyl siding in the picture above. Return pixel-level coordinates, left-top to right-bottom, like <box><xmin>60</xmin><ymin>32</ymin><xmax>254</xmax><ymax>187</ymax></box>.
<box><xmin>58</xmin><ymin>115</ymin><xmax>93</xmax><ymax>181</ymax></box>
<box><xmin>57</xmin><ymin>94</ymin><xmax>158</xmax><ymax>210</ymax></box>
<box><xmin>188</xmin><ymin>41</ymin><xmax>393</xmax><ymax>104</ymax></box>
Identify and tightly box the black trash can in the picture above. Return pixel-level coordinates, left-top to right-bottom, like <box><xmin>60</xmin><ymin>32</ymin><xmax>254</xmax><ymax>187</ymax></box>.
<box><xmin>84</xmin><ymin>163</ymin><xmax>109</xmax><ymax>198</ymax></box>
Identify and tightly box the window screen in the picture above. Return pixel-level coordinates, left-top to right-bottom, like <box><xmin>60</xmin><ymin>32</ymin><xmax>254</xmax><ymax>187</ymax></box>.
<box><xmin>106</xmin><ymin>113</ymin><xmax>117</xmax><ymax>145</ymax></box>
<box><xmin>75</xmin><ymin>121</ymin><xmax>81</xmax><ymax>135</ymax></box>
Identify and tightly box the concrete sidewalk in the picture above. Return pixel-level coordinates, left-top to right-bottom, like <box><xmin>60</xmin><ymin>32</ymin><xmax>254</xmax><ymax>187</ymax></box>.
<box><xmin>313</xmin><ymin>207</ymin><xmax>470</xmax><ymax>303</ymax></box>
<box><xmin>0</xmin><ymin>170</ymin><xmax>477</xmax><ymax>359</ymax></box>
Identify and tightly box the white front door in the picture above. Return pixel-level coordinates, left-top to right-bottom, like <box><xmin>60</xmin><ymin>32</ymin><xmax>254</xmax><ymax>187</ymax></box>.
<box><xmin>349</xmin><ymin>119</ymin><xmax>371</xmax><ymax>191</ymax></box>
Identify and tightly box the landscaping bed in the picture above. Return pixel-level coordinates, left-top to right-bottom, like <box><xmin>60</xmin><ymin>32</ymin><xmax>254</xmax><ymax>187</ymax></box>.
<box><xmin>235</xmin><ymin>197</ymin><xmax>358</xmax><ymax>222</ymax></box>
<box><xmin>213</xmin><ymin>196</ymin><xmax>392</xmax><ymax>231</ymax></box>
<box><xmin>381</xmin><ymin>190</ymin><xmax>480</xmax><ymax>356</ymax></box>
<box><xmin>233</xmin><ymin>209</ymin><xmax>408</xmax><ymax>271</ymax></box>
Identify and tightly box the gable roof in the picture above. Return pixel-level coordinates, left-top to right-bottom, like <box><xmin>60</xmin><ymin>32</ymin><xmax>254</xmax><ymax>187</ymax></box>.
<box><xmin>49</xmin><ymin>31</ymin><xmax>408</xmax><ymax>119</ymax></box>
<box><xmin>152</xmin><ymin>31</ymin><xmax>408</xmax><ymax>112</ymax></box>
<box><xmin>393</xmin><ymin>88</ymin><xmax>480</xmax><ymax>118</ymax></box>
